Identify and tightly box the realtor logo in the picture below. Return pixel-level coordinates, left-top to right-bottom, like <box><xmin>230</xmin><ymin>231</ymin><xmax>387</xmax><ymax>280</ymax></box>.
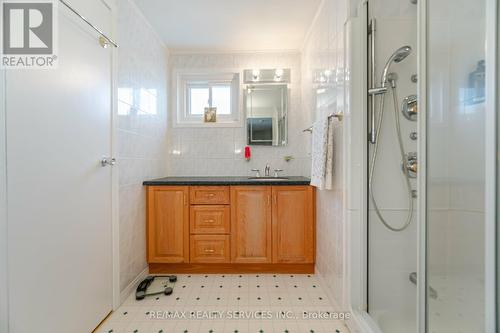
<box><xmin>1</xmin><ymin>0</ymin><xmax>58</xmax><ymax>68</ymax></box>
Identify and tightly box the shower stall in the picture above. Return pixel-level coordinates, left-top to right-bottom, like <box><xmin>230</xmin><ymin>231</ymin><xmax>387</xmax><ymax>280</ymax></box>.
<box><xmin>345</xmin><ymin>0</ymin><xmax>498</xmax><ymax>332</ymax></box>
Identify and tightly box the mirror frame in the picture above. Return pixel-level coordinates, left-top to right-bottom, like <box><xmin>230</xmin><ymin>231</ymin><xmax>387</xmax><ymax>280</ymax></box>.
<box><xmin>244</xmin><ymin>84</ymin><xmax>288</xmax><ymax>147</ymax></box>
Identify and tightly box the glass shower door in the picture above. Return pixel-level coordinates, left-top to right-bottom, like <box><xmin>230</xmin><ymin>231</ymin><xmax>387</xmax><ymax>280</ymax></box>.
<box><xmin>426</xmin><ymin>0</ymin><xmax>488</xmax><ymax>331</ymax></box>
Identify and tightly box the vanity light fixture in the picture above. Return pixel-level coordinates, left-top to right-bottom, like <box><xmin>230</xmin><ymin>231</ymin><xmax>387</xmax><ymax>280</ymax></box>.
<box><xmin>252</xmin><ymin>69</ymin><xmax>260</xmax><ymax>81</ymax></box>
<box><xmin>274</xmin><ymin>68</ymin><xmax>284</xmax><ymax>81</ymax></box>
<box><xmin>243</xmin><ymin>69</ymin><xmax>291</xmax><ymax>84</ymax></box>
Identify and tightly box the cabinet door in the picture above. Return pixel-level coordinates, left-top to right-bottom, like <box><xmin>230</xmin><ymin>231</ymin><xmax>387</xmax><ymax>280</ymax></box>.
<box><xmin>147</xmin><ymin>186</ymin><xmax>189</xmax><ymax>263</ymax></box>
<box><xmin>272</xmin><ymin>186</ymin><xmax>315</xmax><ymax>263</ymax></box>
<box><xmin>231</xmin><ymin>186</ymin><xmax>272</xmax><ymax>263</ymax></box>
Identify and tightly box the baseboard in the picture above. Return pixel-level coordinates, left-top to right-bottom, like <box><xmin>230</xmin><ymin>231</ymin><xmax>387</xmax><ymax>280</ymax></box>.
<box><xmin>314</xmin><ymin>264</ymin><xmax>342</xmax><ymax>311</ymax></box>
<box><xmin>149</xmin><ymin>263</ymin><xmax>315</xmax><ymax>274</ymax></box>
<box><xmin>119</xmin><ymin>267</ymin><xmax>148</xmax><ymax>304</ymax></box>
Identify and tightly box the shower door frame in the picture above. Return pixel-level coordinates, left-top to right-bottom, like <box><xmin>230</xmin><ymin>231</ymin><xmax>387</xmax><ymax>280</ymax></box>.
<box><xmin>344</xmin><ymin>1</ymin><xmax>384</xmax><ymax>332</ymax></box>
<box><xmin>483</xmin><ymin>0</ymin><xmax>497</xmax><ymax>330</ymax></box>
<box><xmin>348</xmin><ymin>0</ymin><xmax>499</xmax><ymax>332</ymax></box>
<box><xmin>418</xmin><ymin>0</ymin><xmax>498</xmax><ymax>332</ymax></box>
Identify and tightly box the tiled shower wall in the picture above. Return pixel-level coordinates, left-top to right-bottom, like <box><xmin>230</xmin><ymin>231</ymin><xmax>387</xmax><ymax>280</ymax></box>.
<box><xmin>116</xmin><ymin>0</ymin><xmax>169</xmax><ymax>294</ymax></box>
<box><xmin>366</xmin><ymin>1</ymin><xmax>418</xmax><ymax>330</ymax></box>
<box><xmin>301</xmin><ymin>0</ymin><xmax>348</xmax><ymax>308</ymax></box>
<box><xmin>167</xmin><ymin>52</ymin><xmax>311</xmax><ymax>177</ymax></box>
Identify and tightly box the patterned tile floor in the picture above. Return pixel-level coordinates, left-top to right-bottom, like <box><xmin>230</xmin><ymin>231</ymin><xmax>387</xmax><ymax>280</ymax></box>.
<box><xmin>97</xmin><ymin>274</ymin><xmax>349</xmax><ymax>333</ymax></box>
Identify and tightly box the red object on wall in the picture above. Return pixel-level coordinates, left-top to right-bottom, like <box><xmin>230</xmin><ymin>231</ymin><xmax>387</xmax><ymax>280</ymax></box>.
<box><xmin>244</xmin><ymin>146</ymin><xmax>251</xmax><ymax>160</ymax></box>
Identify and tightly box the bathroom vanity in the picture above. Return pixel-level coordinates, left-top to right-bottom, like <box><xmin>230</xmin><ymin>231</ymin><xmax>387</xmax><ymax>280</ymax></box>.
<box><xmin>143</xmin><ymin>177</ymin><xmax>315</xmax><ymax>273</ymax></box>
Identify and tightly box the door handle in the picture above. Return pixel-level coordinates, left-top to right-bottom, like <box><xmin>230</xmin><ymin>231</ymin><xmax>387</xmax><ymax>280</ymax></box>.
<box><xmin>101</xmin><ymin>157</ymin><xmax>116</xmax><ymax>167</ymax></box>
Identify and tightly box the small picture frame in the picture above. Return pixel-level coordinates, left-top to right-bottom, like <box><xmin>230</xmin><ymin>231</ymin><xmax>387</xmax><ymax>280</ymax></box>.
<box><xmin>204</xmin><ymin>107</ymin><xmax>217</xmax><ymax>123</ymax></box>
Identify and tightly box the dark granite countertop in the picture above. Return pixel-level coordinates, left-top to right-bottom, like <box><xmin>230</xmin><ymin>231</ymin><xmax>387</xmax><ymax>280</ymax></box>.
<box><xmin>143</xmin><ymin>176</ymin><xmax>311</xmax><ymax>186</ymax></box>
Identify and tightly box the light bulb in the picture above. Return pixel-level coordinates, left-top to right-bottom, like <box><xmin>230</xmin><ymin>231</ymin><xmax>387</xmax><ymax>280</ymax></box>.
<box><xmin>252</xmin><ymin>69</ymin><xmax>260</xmax><ymax>81</ymax></box>
<box><xmin>274</xmin><ymin>69</ymin><xmax>284</xmax><ymax>82</ymax></box>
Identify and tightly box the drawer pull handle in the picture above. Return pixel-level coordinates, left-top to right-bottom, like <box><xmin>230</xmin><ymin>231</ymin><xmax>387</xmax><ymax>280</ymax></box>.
<box><xmin>205</xmin><ymin>219</ymin><xmax>215</xmax><ymax>223</ymax></box>
<box><xmin>206</xmin><ymin>193</ymin><xmax>215</xmax><ymax>197</ymax></box>
<box><xmin>204</xmin><ymin>249</ymin><xmax>215</xmax><ymax>253</ymax></box>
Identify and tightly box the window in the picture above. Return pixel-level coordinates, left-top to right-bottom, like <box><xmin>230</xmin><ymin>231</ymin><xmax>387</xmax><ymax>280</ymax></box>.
<box><xmin>175</xmin><ymin>72</ymin><xmax>240</xmax><ymax>127</ymax></box>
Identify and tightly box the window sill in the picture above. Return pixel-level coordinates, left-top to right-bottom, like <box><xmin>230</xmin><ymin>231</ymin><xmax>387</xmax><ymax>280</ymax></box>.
<box><xmin>173</xmin><ymin>120</ymin><xmax>243</xmax><ymax>128</ymax></box>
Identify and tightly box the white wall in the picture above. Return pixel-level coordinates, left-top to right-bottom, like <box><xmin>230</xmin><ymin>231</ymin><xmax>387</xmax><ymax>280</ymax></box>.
<box><xmin>0</xmin><ymin>70</ymin><xmax>7</xmax><ymax>333</ymax></box>
<box><xmin>167</xmin><ymin>52</ymin><xmax>310</xmax><ymax>177</ymax></box>
<box><xmin>115</xmin><ymin>0</ymin><xmax>169</xmax><ymax>295</ymax></box>
<box><xmin>301</xmin><ymin>0</ymin><xmax>348</xmax><ymax>308</ymax></box>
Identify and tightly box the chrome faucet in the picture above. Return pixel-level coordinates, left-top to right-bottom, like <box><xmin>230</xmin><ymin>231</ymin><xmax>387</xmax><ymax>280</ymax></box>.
<box><xmin>264</xmin><ymin>164</ymin><xmax>271</xmax><ymax>177</ymax></box>
<box><xmin>251</xmin><ymin>169</ymin><xmax>261</xmax><ymax>177</ymax></box>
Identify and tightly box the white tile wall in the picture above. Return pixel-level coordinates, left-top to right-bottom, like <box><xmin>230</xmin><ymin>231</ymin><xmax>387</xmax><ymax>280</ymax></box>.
<box><xmin>167</xmin><ymin>52</ymin><xmax>311</xmax><ymax>177</ymax></box>
<box><xmin>301</xmin><ymin>0</ymin><xmax>348</xmax><ymax>309</ymax></box>
<box><xmin>366</xmin><ymin>13</ymin><xmax>418</xmax><ymax>332</ymax></box>
<box><xmin>116</xmin><ymin>0</ymin><xmax>169</xmax><ymax>293</ymax></box>
<box><xmin>355</xmin><ymin>6</ymin><xmax>420</xmax><ymax>332</ymax></box>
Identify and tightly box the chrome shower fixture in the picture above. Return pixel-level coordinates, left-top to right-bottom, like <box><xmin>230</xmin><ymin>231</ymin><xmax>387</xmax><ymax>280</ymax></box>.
<box><xmin>402</xmin><ymin>95</ymin><xmax>418</xmax><ymax>121</ymax></box>
<box><xmin>369</xmin><ymin>45</ymin><xmax>415</xmax><ymax>232</ymax></box>
<box><xmin>368</xmin><ymin>46</ymin><xmax>412</xmax><ymax>96</ymax></box>
<box><xmin>381</xmin><ymin>46</ymin><xmax>412</xmax><ymax>88</ymax></box>
<box><xmin>404</xmin><ymin>152</ymin><xmax>418</xmax><ymax>178</ymax></box>
<box><xmin>387</xmin><ymin>72</ymin><xmax>398</xmax><ymax>88</ymax></box>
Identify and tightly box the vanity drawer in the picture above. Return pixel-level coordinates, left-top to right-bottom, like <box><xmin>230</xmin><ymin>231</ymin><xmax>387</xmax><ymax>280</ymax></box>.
<box><xmin>190</xmin><ymin>186</ymin><xmax>230</xmax><ymax>205</ymax></box>
<box><xmin>190</xmin><ymin>235</ymin><xmax>230</xmax><ymax>263</ymax></box>
<box><xmin>190</xmin><ymin>205</ymin><xmax>230</xmax><ymax>234</ymax></box>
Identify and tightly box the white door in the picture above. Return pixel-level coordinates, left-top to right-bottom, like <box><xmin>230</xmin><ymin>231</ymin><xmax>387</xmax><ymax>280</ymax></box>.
<box><xmin>5</xmin><ymin>1</ymin><xmax>113</xmax><ymax>332</ymax></box>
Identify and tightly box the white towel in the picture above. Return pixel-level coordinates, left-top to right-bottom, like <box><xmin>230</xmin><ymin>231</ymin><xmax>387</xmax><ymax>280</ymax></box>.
<box><xmin>311</xmin><ymin>117</ymin><xmax>328</xmax><ymax>190</ymax></box>
<box><xmin>310</xmin><ymin>116</ymin><xmax>334</xmax><ymax>190</ymax></box>
<box><xmin>324</xmin><ymin>117</ymin><xmax>334</xmax><ymax>190</ymax></box>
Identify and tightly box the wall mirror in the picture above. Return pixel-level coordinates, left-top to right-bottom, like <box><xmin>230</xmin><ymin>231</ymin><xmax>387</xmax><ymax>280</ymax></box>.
<box><xmin>245</xmin><ymin>84</ymin><xmax>288</xmax><ymax>146</ymax></box>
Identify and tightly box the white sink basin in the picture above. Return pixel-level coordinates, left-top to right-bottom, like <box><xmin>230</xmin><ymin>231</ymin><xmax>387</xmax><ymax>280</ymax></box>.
<box><xmin>247</xmin><ymin>177</ymin><xmax>290</xmax><ymax>181</ymax></box>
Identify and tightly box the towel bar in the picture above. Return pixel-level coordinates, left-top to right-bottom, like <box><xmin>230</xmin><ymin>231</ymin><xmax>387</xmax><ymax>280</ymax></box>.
<box><xmin>303</xmin><ymin>112</ymin><xmax>343</xmax><ymax>133</ymax></box>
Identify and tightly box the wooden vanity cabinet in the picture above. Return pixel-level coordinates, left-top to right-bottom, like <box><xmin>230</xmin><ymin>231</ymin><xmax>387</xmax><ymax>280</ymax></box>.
<box><xmin>189</xmin><ymin>186</ymin><xmax>231</xmax><ymax>263</ymax></box>
<box><xmin>146</xmin><ymin>184</ymin><xmax>315</xmax><ymax>272</ymax></box>
<box><xmin>231</xmin><ymin>186</ymin><xmax>272</xmax><ymax>263</ymax></box>
<box><xmin>146</xmin><ymin>186</ymin><xmax>189</xmax><ymax>263</ymax></box>
<box><xmin>272</xmin><ymin>186</ymin><xmax>315</xmax><ymax>263</ymax></box>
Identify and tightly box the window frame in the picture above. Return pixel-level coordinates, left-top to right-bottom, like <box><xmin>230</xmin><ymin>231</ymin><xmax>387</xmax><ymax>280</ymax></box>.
<box><xmin>174</xmin><ymin>70</ymin><xmax>242</xmax><ymax>127</ymax></box>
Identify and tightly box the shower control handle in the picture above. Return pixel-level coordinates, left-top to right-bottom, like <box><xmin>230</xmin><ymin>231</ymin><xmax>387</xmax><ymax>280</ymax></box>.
<box><xmin>407</xmin><ymin>161</ymin><xmax>417</xmax><ymax>173</ymax></box>
<box><xmin>403</xmin><ymin>152</ymin><xmax>418</xmax><ymax>178</ymax></box>
<box><xmin>402</xmin><ymin>95</ymin><xmax>418</xmax><ymax>121</ymax></box>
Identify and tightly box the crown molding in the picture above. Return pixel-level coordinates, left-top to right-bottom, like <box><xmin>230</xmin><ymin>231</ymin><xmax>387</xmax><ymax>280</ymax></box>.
<box><xmin>168</xmin><ymin>48</ymin><xmax>301</xmax><ymax>56</ymax></box>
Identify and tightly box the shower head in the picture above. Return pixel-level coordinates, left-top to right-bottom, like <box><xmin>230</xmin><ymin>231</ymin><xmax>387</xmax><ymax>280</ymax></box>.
<box><xmin>393</xmin><ymin>46</ymin><xmax>412</xmax><ymax>63</ymax></box>
<box><xmin>381</xmin><ymin>46</ymin><xmax>412</xmax><ymax>86</ymax></box>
